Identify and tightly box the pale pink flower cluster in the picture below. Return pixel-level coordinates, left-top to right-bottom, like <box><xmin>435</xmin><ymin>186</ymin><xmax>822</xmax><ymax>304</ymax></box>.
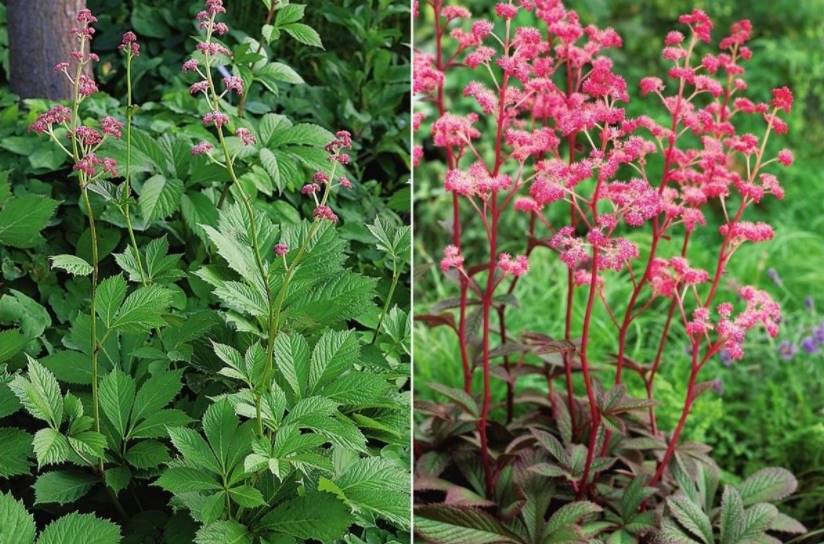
<box><xmin>30</xmin><ymin>10</ymin><xmax>134</xmax><ymax>182</ymax></box>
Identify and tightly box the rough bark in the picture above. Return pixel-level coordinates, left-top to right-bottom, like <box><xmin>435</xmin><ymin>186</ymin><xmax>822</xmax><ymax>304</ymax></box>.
<box><xmin>7</xmin><ymin>0</ymin><xmax>89</xmax><ymax>99</ymax></box>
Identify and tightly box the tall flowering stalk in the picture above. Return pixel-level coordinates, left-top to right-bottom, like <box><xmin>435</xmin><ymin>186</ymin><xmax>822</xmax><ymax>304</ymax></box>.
<box><xmin>30</xmin><ymin>10</ymin><xmax>126</xmax><ymax>456</ymax></box>
<box><xmin>183</xmin><ymin>0</ymin><xmax>353</xmax><ymax>437</ymax></box>
<box><xmin>415</xmin><ymin>1</ymin><xmax>792</xmax><ymax>498</ymax></box>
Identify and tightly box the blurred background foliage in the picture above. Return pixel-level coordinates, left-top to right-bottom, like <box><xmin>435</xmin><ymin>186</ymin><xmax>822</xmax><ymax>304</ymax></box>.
<box><xmin>413</xmin><ymin>0</ymin><xmax>824</xmax><ymax>530</ymax></box>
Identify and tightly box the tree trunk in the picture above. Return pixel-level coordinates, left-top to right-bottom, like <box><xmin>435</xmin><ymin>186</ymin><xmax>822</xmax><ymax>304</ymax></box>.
<box><xmin>7</xmin><ymin>0</ymin><xmax>89</xmax><ymax>100</ymax></box>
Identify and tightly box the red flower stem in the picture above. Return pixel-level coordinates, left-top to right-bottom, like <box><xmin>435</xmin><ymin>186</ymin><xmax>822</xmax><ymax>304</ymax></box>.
<box><xmin>650</xmin><ymin>341</ymin><xmax>702</xmax><ymax>486</ymax></box>
<box><xmin>577</xmin><ymin>122</ymin><xmax>609</xmax><ymax>498</ymax></box>
<box><xmin>497</xmin><ymin>305</ymin><xmax>514</xmax><ymax>423</ymax></box>
<box><xmin>479</xmin><ymin>195</ymin><xmax>498</xmax><ymax>497</ymax></box>
<box><xmin>562</xmin><ymin>49</ymin><xmax>579</xmax><ymax>436</ymax></box>
<box><xmin>646</xmin><ymin>232</ymin><xmax>692</xmax><ymax>434</ymax></box>
<box><xmin>433</xmin><ymin>0</ymin><xmax>472</xmax><ymax>393</ymax></box>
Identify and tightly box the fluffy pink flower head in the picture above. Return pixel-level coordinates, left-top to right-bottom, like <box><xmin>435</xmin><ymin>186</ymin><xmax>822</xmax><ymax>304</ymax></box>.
<box><xmin>78</xmin><ymin>75</ymin><xmax>98</xmax><ymax>97</ymax></box>
<box><xmin>274</xmin><ymin>243</ymin><xmax>289</xmax><ymax>257</ymax></box>
<box><xmin>223</xmin><ymin>76</ymin><xmax>243</xmax><ymax>95</ymax></box>
<box><xmin>235</xmin><ymin>128</ymin><xmax>256</xmax><ymax>146</ymax></box>
<box><xmin>720</xmin><ymin>221</ymin><xmax>774</xmax><ymax>244</ymax></box>
<box><xmin>312</xmin><ymin>205</ymin><xmax>339</xmax><ymax>222</ymax></box>
<box><xmin>118</xmin><ymin>31</ymin><xmax>140</xmax><ymax>56</ymax></box>
<box><xmin>102</xmin><ymin>157</ymin><xmax>118</xmax><ymax>176</ymax></box>
<box><xmin>73</xmin><ymin>153</ymin><xmax>102</xmax><ymax>177</ymax></box>
<box><xmin>442</xmin><ymin>5</ymin><xmax>471</xmax><ymax>19</ymax></box>
<box><xmin>440</xmin><ymin>245</ymin><xmax>464</xmax><ymax>273</ymax></box>
<box><xmin>73</xmin><ymin>126</ymin><xmax>102</xmax><ymax>147</ymax></box>
<box><xmin>339</xmin><ymin>177</ymin><xmax>353</xmax><ymax>189</ymax></box>
<box><xmin>100</xmin><ymin>116</ymin><xmax>124</xmax><ymax>139</ymax></box>
<box><xmin>191</xmin><ymin>141</ymin><xmax>214</xmax><ymax>155</ymax></box>
<box><xmin>771</xmin><ymin>86</ymin><xmax>793</xmax><ymax>113</ymax></box>
<box><xmin>498</xmin><ymin>253</ymin><xmax>529</xmax><ymax>277</ymax></box>
<box><xmin>678</xmin><ymin>8</ymin><xmax>713</xmax><ymax>42</ymax></box>
<box><xmin>301</xmin><ymin>183</ymin><xmax>321</xmax><ymax>195</ymax></box>
<box><xmin>182</xmin><ymin>59</ymin><xmax>199</xmax><ymax>73</ymax></box>
<box><xmin>202</xmin><ymin>111</ymin><xmax>229</xmax><ymax>129</ymax></box>
<box><xmin>53</xmin><ymin>62</ymin><xmax>70</xmax><ymax>73</ymax></box>
<box><xmin>206</xmin><ymin>0</ymin><xmax>226</xmax><ymax>15</ymax></box>
<box><xmin>76</xmin><ymin>9</ymin><xmax>97</xmax><ymax>24</ymax></box>
<box><xmin>431</xmin><ymin>113</ymin><xmax>480</xmax><ymax>148</ymax></box>
<box><xmin>413</xmin><ymin>54</ymin><xmax>444</xmax><ymax>94</ymax></box>
<box><xmin>777</xmin><ymin>149</ymin><xmax>793</xmax><ymax>166</ymax></box>
<box><xmin>640</xmin><ymin>77</ymin><xmax>664</xmax><ymax>96</ymax></box>
<box><xmin>495</xmin><ymin>3</ymin><xmax>519</xmax><ymax>19</ymax></box>
<box><xmin>664</xmin><ymin>30</ymin><xmax>684</xmax><ymax>46</ymax></box>
<box><xmin>412</xmin><ymin>146</ymin><xmax>423</xmax><ymax>166</ymax></box>
<box><xmin>29</xmin><ymin>106</ymin><xmax>72</xmax><ymax>133</ymax></box>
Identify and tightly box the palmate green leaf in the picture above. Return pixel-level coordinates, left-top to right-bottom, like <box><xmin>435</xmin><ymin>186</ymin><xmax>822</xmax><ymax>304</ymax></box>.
<box><xmin>736</xmin><ymin>468</ymin><xmax>797</xmax><ymax>506</ymax></box>
<box><xmin>95</xmin><ymin>275</ymin><xmax>127</xmax><ymax>328</ymax></box>
<box><xmin>0</xmin><ymin>491</ymin><xmax>36</xmax><ymax>544</ymax></box>
<box><xmin>415</xmin><ymin>505</ymin><xmax>521</xmax><ymax>544</ymax></box>
<box><xmin>228</xmin><ymin>486</ymin><xmax>265</xmax><ymax>508</ymax></box>
<box><xmin>309</xmin><ymin>330</ymin><xmax>359</xmax><ymax>391</ymax></box>
<box><xmin>274</xmin><ymin>331</ymin><xmax>310</xmax><ymax>399</ymax></box>
<box><xmin>201</xmin><ymin>215</ymin><xmax>270</xmax><ymax>289</ymax></box>
<box><xmin>33</xmin><ymin>470</ymin><xmax>97</xmax><ymax>505</ymax></box>
<box><xmin>125</xmin><ymin>439</ymin><xmax>170</xmax><ymax>469</ymax></box>
<box><xmin>50</xmin><ymin>255</ymin><xmax>93</xmax><ymax>276</ymax></box>
<box><xmin>154</xmin><ymin>466</ymin><xmax>222</xmax><ymax>494</ymax></box>
<box><xmin>0</xmin><ymin>193</ymin><xmax>58</xmax><ymax>248</ymax></box>
<box><xmin>143</xmin><ymin>236</ymin><xmax>185</xmax><ymax>283</ymax></box>
<box><xmin>33</xmin><ymin>428</ymin><xmax>70</xmax><ymax>468</ymax></box>
<box><xmin>212</xmin><ymin>280</ymin><xmax>268</xmax><ymax>317</ymax></box>
<box><xmin>260</xmin><ymin>492</ymin><xmax>352</xmax><ymax>540</ymax></box>
<box><xmin>9</xmin><ymin>357</ymin><xmax>63</xmax><ymax>427</ymax></box>
<box><xmin>259</xmin><ymin>148</ymin><xmax>281</xmax><ymax>192</ymax></box>
<box><xmin>104</xmin><ymin>466</ymin><xmax>131</xmax><ymax>496</ymax></box>
<box><xmin>329</xmin><ymin>457</ymin><xmax>410</xmax><ymax>529</ymax></box>
<box><xmin>283</xmin><ymin>272</ymin><xmax>377</xmax><ymax>330</ymax></box>
<box><xmin>37</xmin><ymin>512</ymin><xmax>121</xmax><ymax>544</ymax></box>
<box><xmin>293</xmin><ymin>414</ymin><xmax>367</xmax><ymax>453</ymax></box>
<box><xmin>131</xmin><ymin>370</ymin><xmax>183</xmax><ymax>424</ymax></box>
<box><xmin>0</xmin><ymin>427</ymin><xmax>32</xmax><ymax>478</ymax></box>
<box><xmin>194</xmin><ymin>520</ymin><xmax>251</xmax><ymax>544</ymax></box>
<box><xmin>667</xmin><ymin>495</ymin><xmax>714</xmax><ymax>544</ymax></box>
<box><xmin>139</xmin><ymin>175</ymin><xmax>183</xmax><ymax>224</ymax></box>
<box><xmin>99</xmin><ymin>369</ymin><xmax>135</xmax><ymax>438</ymax></box>
<box><xmin>68</xmin><ymin>431</ymin><xmax>107</xmax><ymax>459</ymax></box>
<box><xmin>320</xmin><ymin>372</ymin><xmax>391</xmax><ymax>406</ymax></box>
<box><xmin>111</xmin><ymin>285</ymin><xmax>171</xmax><ymax>333</ymax></box>
<box><xmin>203</xmin><ymin>398</ymin><xmax>243</xmax><ymax>470</ymax></box>
<box><xmin>166</xmin><ymin>426</ymin><xmax>221</xmax><ymax>474</ymax></box>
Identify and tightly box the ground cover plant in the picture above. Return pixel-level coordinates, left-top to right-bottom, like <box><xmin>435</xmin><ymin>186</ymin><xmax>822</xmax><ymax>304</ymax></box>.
<box><xmin>0</xmin><ymin>1</ymin><xmax>411</xmax><ymax>542</ymax></box>
<box><xmin>412</xmin><ymin>1</ymin><xmax>812</xmax><ymax>541</ymax></box>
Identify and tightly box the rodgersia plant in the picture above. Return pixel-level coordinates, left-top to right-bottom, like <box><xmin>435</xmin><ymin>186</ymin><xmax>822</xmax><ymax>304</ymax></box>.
<box><xmin>6</xmin><ymin>1</ymin><xmax>410</xmax><ymax>542</ymax></box>
<box><xmin>413</xmin><ymin>1</ymin><xmax>806</xmax><ymax>542</ymax></box>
